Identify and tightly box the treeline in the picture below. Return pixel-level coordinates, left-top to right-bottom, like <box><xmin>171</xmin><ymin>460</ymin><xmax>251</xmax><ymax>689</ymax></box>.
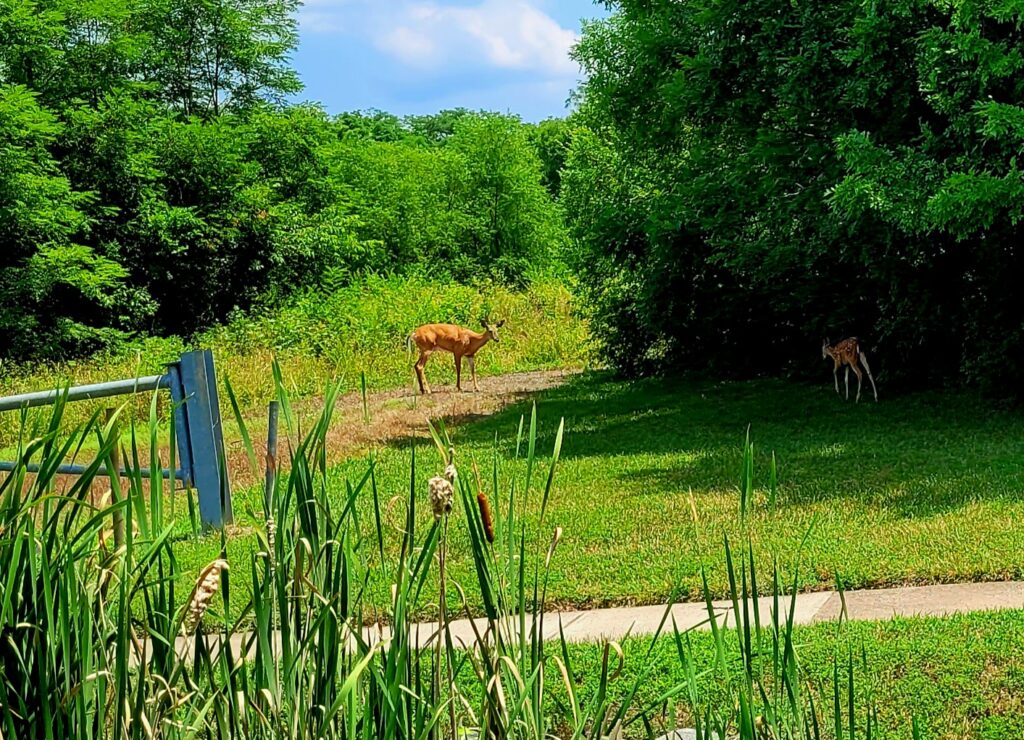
<box><xmin>0</xmin><ymin>0</ymin><xmax>567</xmax><ymax>362</ymax></box>
<box><xmin>564</xmin><ymin>0</ymin><xmax>1024</xmax><ymax>396</ymax></box>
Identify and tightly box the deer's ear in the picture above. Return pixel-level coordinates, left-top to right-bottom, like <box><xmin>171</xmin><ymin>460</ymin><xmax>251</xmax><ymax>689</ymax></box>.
<box><xmin>497</xmin><ymin>320</ymin><xmax>505</xmax><ymax>327</ymax></box>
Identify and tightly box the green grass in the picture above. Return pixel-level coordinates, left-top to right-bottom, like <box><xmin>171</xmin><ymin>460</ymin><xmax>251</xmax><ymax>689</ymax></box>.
<box><xmin>7</xmin><ymin>361</ymin><xmax>1024</xmax><ymax>738</ymax></box>
<box><xmin>343</xmin><ymin>373</ymin><xmax>1024</xmax><ymax>609</ymax></box>
<box><xmin>166</xmin><ymin>370</ymin><xmax>1024</xmax><ymax>624</ymax></box>
<box><xmin>552</xmin><ymin>608</ymin><xmax>1024</xmax><ymax>739</ymax></box>
<box><xmin>440</xmin><ymin>373</ymin><xmax>1024</xmax><ymax>605</ymax></box>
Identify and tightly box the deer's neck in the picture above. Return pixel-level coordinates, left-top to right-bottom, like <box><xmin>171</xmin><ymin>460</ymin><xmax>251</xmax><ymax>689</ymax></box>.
<box><xmin>466</xmin><ymin>331</ymin><xmax>491</xmax><ymax>353</ymax></box>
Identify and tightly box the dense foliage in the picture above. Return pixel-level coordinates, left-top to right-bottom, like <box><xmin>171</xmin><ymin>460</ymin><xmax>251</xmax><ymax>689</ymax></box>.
<box><xmin>566</xmin><ymin>0</ymin><xmax>1024</xmax><ymax>394</ymax></box>
<box><xmin>0</xmin><ymin>1</ymin><xmax>565</xmax><ymax>362</ymax></box>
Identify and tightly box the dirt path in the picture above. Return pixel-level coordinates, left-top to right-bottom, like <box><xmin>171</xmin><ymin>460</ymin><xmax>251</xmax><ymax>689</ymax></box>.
<box><xmin>224</xmin><ymin>369</ymin><xmax>575</xmax><ymax>487</ymax></box>
<box><xmin>43</xmin><ymin>370</ymin><xmax>573</xmax><ymax>499</ymax></box>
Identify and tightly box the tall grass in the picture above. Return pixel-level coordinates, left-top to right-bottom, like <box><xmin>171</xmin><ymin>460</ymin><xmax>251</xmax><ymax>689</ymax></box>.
<box><xmin>0</xmin><ymin>370</ymin><xmax>909</xmax><ymax>739</ymax></box>
<box><xmin>0</xmin><ymin>274</ymin><xmax>590</xmax><ymax>449</ymax></box>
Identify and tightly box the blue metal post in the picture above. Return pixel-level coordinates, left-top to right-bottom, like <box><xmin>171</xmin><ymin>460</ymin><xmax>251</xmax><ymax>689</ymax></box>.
<box><xmin>204</xmin><ymin>350</ymin><xmax>232</xmax><ymax>523</ymax></box>
<box><xmin>165</xmin><ymin>362</ymin><xmax>195</xmax><ymax>489</ymax></box>
<box><xmin>177</xmin><ymin>350</ymin><xmax>232</xmax><ymax>528</ymax></box>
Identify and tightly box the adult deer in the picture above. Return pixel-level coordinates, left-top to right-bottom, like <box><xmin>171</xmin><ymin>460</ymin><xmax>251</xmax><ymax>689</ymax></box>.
<box><xmin>822</xmin><ymin>337</ymin><xmax>878</xmax><ymax>402</ymax></box>
<box><xmin>407</xmin><ymin>318</ymin><xmax>505</xmax><ymax>394</ymax></box>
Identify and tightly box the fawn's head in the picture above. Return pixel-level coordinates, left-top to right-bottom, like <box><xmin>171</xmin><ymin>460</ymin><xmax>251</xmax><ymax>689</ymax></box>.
<box><xmin>482</xmin><ymin>318</ymin><xmax>505</xmax><ymax>343</ymax></box>
<box><xmin>821</xmin><ymin>338</ymin><xmax>831</xmax><ymax>359</ymax></box>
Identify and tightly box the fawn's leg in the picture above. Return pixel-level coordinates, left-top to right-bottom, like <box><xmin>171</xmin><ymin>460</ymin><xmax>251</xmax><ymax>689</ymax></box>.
<box><xmin>851</xmin><ymin>364</ymin><xmax>864</xmax><ymax>403</ymax></box>
<box><xmin>455</xmin><ymin>354</ymin><xmax>463</xmax><ymax>392</ymax></box>
<box><xmin>468</xmin><ymin>355</ymin><xmax>478</xmax><ymax>392</ymax></box>
<box><xmin>860</xmin><ymin>352</ymin><xmax>878</xmax><ymax>402</ymax></box>
<box><xmin>844</xmin><ymin>366</ymin><xmax>850</xmax><ymax>399</ymax></box>
<box><xmin>415</xmin><ymin>350</ymin><xmax>432</xmax><ymax>394</ymax></box>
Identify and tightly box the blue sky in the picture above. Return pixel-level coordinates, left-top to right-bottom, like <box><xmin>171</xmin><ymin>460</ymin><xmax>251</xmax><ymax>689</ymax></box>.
<box><xmin>292</xmin><ymin>0</ymin><xmax>609</xmax><ymax>121</ymax></box>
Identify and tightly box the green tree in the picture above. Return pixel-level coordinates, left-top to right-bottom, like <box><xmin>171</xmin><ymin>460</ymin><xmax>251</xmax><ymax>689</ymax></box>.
<box><xmin>328</xmin><ymin>136</ymin><xmax>471</xmax><ymax>271</ymax></box>
<box><xmin>0</xmin><ymin>84</ymin><xmax>129</xmax><ymax>357</ymax></box>
<box><xmin>335</xmin><ymin>110</ymin><xmax>407</xmax><ymax>143</ymax></box>
<box><xmin>135</xmin><ymin>0</ymin><xmax>301</xmax><ymax>116</ymax></box>
<box><xmin>1</xmin><ymin>0</ymin><xmax>149</xmax><ymax>110</ymax></box>
<box><xmin>327</xmin><ymin>113</ymin><xmax>564</xmax><ymax>284</ymax></box>
<box><xmin>526</xmin><ymin>117</ymin><xmax>572</xmax><ymax>198</ymax></box>
<box><xmin>567</xmin><ymin>0</ymin><xmax>1024</xmax><ymax>394</ymax></box>
<box><xmin>450</xmin><ymin>114</ymin><xmax>564</xmax><ymax>283</ymax></box>
<box><xmin>404</xmin><ymin>108</ymin><xmax>473</xmax><ymax>145</ymax></box>
<box><xmin>248</xmin><ymin>106</ymin><xmax>374</xmax><ymax>294</ymax></box>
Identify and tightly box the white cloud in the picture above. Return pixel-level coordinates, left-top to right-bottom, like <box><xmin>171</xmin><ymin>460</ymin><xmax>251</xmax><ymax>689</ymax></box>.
<box><xmin>380</xmin><ymin>25</ymin><xmax>439</xmax><ymax>66</ymax></box>
<box><xmin>301</xmin><ymin>0</ymin><xmax>580</xmax><ymax>78</ymax></box>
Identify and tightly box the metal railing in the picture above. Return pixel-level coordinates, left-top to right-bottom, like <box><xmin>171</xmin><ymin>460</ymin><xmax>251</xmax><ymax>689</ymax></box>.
<box><xmin>0</xmin><ymin>349</ymin><xmax>232</xmax><ymax>528</ymax></box>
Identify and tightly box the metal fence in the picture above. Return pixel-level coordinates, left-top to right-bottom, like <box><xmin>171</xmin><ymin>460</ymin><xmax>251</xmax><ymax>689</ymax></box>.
<box><xmin>0</xmin><ymin>349</ymin><xmax>232</xmax><ymax>528</ymax></box>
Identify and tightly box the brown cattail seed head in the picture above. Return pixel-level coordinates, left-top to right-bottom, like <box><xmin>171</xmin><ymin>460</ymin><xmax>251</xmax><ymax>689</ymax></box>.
<box><xmin>428</xmin><ymin>476</ymin><xmax>454</xmax><ymax>520</ymax></box>
<box><xmin>476</xmin><ymin>492</ymin><xmax>495</xmax><ymax>543</ymax></box>
<box><xmin>183</xmin><ymin>559</ymin><xmax>229</xmax><ymax>635</ymax></box>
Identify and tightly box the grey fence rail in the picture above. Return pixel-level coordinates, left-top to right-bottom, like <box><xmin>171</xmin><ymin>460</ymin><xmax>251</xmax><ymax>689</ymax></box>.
<box><xmin>0</xmin><ymin>349</ymin><xmax>232</xmax><ymax>528</ymax></box>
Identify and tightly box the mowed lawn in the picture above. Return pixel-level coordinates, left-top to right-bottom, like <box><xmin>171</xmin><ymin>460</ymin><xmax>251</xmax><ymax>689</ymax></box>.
<box><xmin>173</xmin><ymin>371</ymin><xmax>1024</xmax><ymax>619</ymax></box>
<box><xmin>473</xmin><ymin>373</ymin><xmax>1024</xmax><ymax>605</ymax></box>
<box><xmin>556</xmin><ymin>609</ymin><xmax>1024</xmax><ymax>739</ymax></box>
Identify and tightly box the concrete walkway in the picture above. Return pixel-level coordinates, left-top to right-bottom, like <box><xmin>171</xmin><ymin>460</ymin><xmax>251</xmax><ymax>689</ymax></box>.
<box><xmin>412</xmin><ymin>580</ymin><xmax>1024</xmax><ymax>648</ymax></box>
<box><xmin>158</xmin><ymin>581</ymin><xmax>1024</xmax><ymax>665</ymax></box>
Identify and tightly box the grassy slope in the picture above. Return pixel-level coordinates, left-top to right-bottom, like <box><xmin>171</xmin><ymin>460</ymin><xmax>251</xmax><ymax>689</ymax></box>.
<box><xmin>0</xmin><ymin>274</ymin><xmax>589</xmax><ymax>451</ymax></box>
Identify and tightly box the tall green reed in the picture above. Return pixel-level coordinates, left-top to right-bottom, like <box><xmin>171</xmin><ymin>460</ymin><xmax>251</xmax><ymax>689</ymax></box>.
<box><xmin>739</xmin><ymin>427</ymin><xmax>779</xmax><ymax>520</ymax></box>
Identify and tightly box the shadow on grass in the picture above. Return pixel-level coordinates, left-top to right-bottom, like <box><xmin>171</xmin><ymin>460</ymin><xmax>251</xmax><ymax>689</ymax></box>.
<box><xmin>385</xmin><ymin>371</ymin><xmax>1024</xmax><ymax>519</ymax></box>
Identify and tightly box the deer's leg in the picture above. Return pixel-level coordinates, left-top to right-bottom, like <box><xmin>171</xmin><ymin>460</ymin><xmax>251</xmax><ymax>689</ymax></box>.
<box><xmin>415</xmin><ymin>350</ymin><xmax>432</xmax><ymax>395</ymax></box>
<box><xmin>851</xmin><ymin>364</ymin><xmax>864</xmax><ymax>403</ymax></box>
<box><xmin>859</xmin><ymin>352</ymin><xmax>878</xmax><ymax>402</ymax></box>
<box><xmin>844</xmin><ymin>366</ymin><xmax>850</xmax><ymax>400</ymax></box>
<box><xmin>455</xmin><ymin>354</ymin><xmax>463</xmax><ymax>392</ymax></box>
<box><xmin>833</xmin><ymin>363</ymin><xmax>840</xmax><ymax>395</ymax></box>
<box><xmin>468</xmin><ymin>355</ymin><xmax>478</xmax><ymax>392</ymax></box>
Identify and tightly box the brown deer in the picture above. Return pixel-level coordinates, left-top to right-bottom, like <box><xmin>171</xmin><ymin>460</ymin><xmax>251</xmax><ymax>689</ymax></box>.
<box><xmin>407</xmin><ymin>319</ymin><xmax>504</xmax><ymax>394</ymax></box>
<box><xmin>822</xmin><ymin>337</ymin><xmax>878</xmax><ymax>402</ymax></box>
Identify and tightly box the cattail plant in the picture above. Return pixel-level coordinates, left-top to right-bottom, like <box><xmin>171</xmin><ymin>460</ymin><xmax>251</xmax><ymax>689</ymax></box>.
<box><xmin>431</xmin><ymin>444</ymin><xmax>459</xmax><ymax>739</ymax></box>
<box><xmin>181</xmin><ymin>559</ymin><xmax>229</xmax><ymax>635</ymax></box>
<box><xmin>429</xmin><ymin>475</ymin><xmax>455</xmax><ymax>520</ymax></box>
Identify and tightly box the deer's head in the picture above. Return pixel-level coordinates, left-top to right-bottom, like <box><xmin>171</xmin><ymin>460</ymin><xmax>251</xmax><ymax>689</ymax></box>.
<box><xmin>821</xmin><ymin>338</ymin><xmax>831</xmax><ymax>359</ymax></box>
<box><xmin>482</xmin><ymin>318</ymin><xmax>505</xmax><ymax>343</ymax></box>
